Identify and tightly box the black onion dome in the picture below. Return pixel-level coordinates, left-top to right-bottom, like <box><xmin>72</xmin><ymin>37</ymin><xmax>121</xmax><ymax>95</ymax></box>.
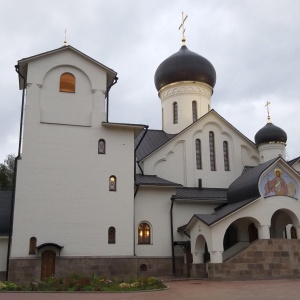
<box><xmin>154</xmin><ymin>45</ymin><xmax>216</xmax><ymax>91</ymax></box>
<box><xmin>254</xmin><ymin>123</ymin><xmax>287</xmax><ymax>145</ymax></box>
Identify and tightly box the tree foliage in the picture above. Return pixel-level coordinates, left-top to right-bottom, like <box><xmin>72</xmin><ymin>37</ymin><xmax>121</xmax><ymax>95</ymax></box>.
<box><xmin>0</xmin><ymin>154</ymin><xmax>15</xmax><ymax>190</ymax></box>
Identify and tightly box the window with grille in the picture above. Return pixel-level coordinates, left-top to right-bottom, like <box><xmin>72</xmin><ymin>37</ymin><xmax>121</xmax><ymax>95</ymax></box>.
<box><xmin>195</xmin><ymin>139</ymin><xmax>202</xmax><ymax>169</ymax></box>
<box><xmin>192</xmin><ymin>101</ymin><xmax>197</xmax><ymax>122</ymax></box>
<box><xmin>173</xmin><ymin>102</ymin><xmax>178</xmax><ymax>124</ymax></box>
<box><xmin>109</xmin><ymin>176</ymin><xmax>116</xmax><ymax>191</ymax></box>
<box><xmin>138</xmin><ymin>222</ymin><xmax>151</xmax><ymax>244</ymax></box>
<box><xmin>223</xmin><ymin>141</ymin><xmax>230</xmax><ymax>171</ymax></box>
<box><xmin>209</xmin><ymin>131</ymin><xmax>216</xmax><ymax>171</ymax></box>
<box><xmin>98</xmin><ymin>139</ymin><xmax>106</xmax><ymax>154</ymax></box>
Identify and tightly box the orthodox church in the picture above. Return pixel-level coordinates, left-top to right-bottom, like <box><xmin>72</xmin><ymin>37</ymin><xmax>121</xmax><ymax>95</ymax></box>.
<box><xmin>1</xmin><ymin>25</ymin><xmax>300</xmax><ymax>283</ymax></box>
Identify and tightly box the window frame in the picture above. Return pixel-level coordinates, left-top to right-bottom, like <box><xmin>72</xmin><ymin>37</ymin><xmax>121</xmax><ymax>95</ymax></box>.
<box><xmin>98</xmin><ymin>139</ymin><xmax>106</xmax><ymax>154</ymax></box>
<box><xmin>173</xmin><ymin>102</ymin><xmax>178</xmax><ymax>124</ymax></box>
<box><xmin>209</xmin><ymin>131</ymin><xmax>216</xmax><ymax>171</ymax></box>
<box><xmin>223</xmin><ymin>141</ymin><xmax>230</xmax><ymax>171</ymax></box>
<box><xmin>59</xmin><ymin>72</ymin><xmax>76</xmax><ymax>93</ymax></box>
<box><xmin>195</xmin><ymin>139</ymin><xmax>202</xmax><ymax>169</ymax></box>
<box><xmin>138</xmin><ymin>222</ymin><xmax>151</xmax><ymax>244</ymax></box>
<box><xmin>108</xmin><ymin>227</ymin><xmax>116</xmax><ymax>244</ymax></box>
<box><xmin>192</xmin><ymin>101</ymin><xmax>197</xmax><ymax>122</ymax></box>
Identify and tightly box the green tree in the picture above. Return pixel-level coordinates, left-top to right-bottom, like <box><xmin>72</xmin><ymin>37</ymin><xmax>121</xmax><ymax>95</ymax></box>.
<box><xmin>0</xmin><ymin>154</ymin><xmax>15</xmax><ymax>190</ymax></box>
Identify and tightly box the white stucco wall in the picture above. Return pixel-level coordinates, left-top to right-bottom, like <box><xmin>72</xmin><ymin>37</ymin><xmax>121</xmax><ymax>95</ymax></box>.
<box><xmin>142</xmin><ymin>111</ymin><xmax>259</xmax><ymax>188</ymax></box>
<box><xmin>11</xmin><ymin>51</ymin><xmax>136</xmax><ymax>258</ymax></box>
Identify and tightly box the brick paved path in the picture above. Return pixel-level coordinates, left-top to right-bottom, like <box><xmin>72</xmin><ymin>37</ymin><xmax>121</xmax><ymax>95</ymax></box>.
<box><xmin>1</xmin><ymin>279</ymin><xmax>299</xmax><ymax>300</ymax></box>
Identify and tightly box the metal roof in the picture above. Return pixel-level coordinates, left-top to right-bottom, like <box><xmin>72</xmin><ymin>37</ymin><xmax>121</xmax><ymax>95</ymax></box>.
<box><xmin>135</xmin><ymin>129</ymin><xmax>176</xmax><ymax>161</ymax></box>
<box><xmin>173</xmin><ymin>187</ymin><xmax>227</xmax><ymax>202</ymax></box>
<box><xmin>193</xmin><ymin>197</ymin><xmax>258</xmax><ymax>226</ymax></box>
<box><xmin>135</xmin><ymin>174</ymin><xmax>182</xmax><ymax>187</ymax></box>
<box><xmin>0</xmin><ymin>190</ymin><xmax>12</xmax><ymax>236</ymax></box>
<box><xmin>227</xmin><ymin>157</ymin><xmax>278</xmax><ymax>204</ymax></box>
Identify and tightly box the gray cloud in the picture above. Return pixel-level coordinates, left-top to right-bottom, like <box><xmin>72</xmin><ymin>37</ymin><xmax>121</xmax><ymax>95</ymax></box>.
<box><xmin>0</xmin><ymin>0</ymin><xmax>299</xmax><ymax>162</ymax></box>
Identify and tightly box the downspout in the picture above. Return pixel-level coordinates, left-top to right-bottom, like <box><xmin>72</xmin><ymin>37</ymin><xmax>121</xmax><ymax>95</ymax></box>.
<box><xmin>6</xmin><ymin>65</ymin><xmax>26</xmax><ymax>280</ymax></box>
<box><xmin>105</xmin><ymin>76</ymin><xmax>118</xmax><ymax>122</ymax></box>
<box><xmin>170</xmin><ymin>196</ymin><xmax>175</xmax><ymax>274</ymax></box>
<box><xmin>133</xmin><ymin>125</ymin><xmax>148</xmax><ymax>257</ymax></box>
<box><xmin>134</xmin><ymin>125</ymin><xmax>148</xmax><ymax>178</ymax></box>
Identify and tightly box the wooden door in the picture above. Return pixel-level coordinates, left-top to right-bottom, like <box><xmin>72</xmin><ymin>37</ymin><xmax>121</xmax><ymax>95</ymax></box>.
<box><xmin>41</xmin><ymin>250</ymin><xmax>56</xmax><ymax>280</ymax></box>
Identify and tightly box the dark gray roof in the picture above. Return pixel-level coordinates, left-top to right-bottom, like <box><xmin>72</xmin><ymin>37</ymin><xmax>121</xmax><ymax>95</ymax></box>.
<box><xmin>288</xmin><ymin>156</ymin><xmax>300</xmax><ymax>166</ymax></box>
<box><xmin>193</xmin><ymin>197</ymin><xmax>258</xmax><ymax>226</ymax></box>
<box><xmin>0</xmin><ymin>190</ymin><xmax>12</xmax><ymax>236</ymax></box>
<box><xmin>135</xmin><ymin>174</ymin><xmax>182</xmax><ymax>187</ymax></box>
<box><xmin>173</xmin><ymin>187</ymin><xmax>227</xmax><ymax>202</ymax></box>
<box><xmin>227</xmin><ymin>157</ymin><xmax>279</xmax><ymax>204</ymax></box>
<box><xmin>135</xmin><ymin>129</ymin><xmax>176</xmax><ymax>161</ymax></box>
<box><xmin>242</xmin><ymin>166</ymin><xmax>255</xmax><ymax>174</ymax></box>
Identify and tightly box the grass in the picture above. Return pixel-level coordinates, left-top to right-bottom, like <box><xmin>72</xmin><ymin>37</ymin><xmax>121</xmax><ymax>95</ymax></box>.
<box><xmin>0</xmin><ymin>274</ymin><xmax>167</xmax><ymax>292</ymax></box>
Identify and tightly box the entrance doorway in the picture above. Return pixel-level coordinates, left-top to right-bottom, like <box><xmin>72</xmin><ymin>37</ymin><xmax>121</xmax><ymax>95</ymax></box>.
<box><xmin>41</xmin><ymin>250</ymin><xmax>56</xmax><ymax>280</ymax></box>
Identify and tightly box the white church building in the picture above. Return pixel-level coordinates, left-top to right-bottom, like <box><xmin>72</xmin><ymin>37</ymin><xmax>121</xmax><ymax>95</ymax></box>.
<box><xmin>1</xmin><ymin>31</ymin><xmax>300</xmax><ymax>283</ymax></box>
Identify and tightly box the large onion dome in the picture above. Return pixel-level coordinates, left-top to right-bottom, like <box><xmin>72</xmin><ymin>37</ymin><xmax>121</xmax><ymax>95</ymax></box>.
<box><xmin>154</xmin><ymin>45</ymin><xmax>216</xmax><ymax>91</ymax></box>
<box><xmin>254</xmin><ymin>122</ymin><xmax>287</xmax><ymax>145</ymax></box>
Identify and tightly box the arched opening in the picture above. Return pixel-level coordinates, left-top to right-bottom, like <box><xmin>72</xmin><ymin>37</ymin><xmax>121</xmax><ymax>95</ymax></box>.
<box><xmin>270</xmin><ymin>209</ymin><xmax>299</xmax><ymax>239</ymax></box>
<box><xmin>29</xmin><ymin>237</ymin><xmax>37</xmax><ymax>255</ymax></box>
<box><xmin>194</xmin><ymin>234</ymin><xmax>210</xmax><ymax>263</ymax></box>
<box><xmin>223</xmin><ymin>224</ymin><xmax>238</xmax><ymax>251</ymax></box>
<box><xmin>59</xmin><ymin>73</ymin><xmax>75</xmax><ymax>93</ymax></box>
<box><xmin>248</xmin><ymin>223</ymin><xmax>258</xmax><ymax>243</ymax></box>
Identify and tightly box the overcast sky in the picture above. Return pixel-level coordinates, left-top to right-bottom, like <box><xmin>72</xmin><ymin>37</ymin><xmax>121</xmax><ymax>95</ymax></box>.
<box><xmin>0</xmin><ymin>0</ymin><xmax>300</xmax><ymax>164</ymax></box>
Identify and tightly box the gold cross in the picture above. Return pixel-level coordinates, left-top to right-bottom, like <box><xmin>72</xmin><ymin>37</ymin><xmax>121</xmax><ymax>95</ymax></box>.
<box><xmin>265</xmin><ymin>101</ymin><xmax>271</xmax><ymax>123</ymax></box>
<box><xmin>179</xmin><ymin>12</ymin><xmax>188</xmax><ymax>45</ymax></box>
<box><xmin>64</xmin><ymin>29</ymin><xmax>67</xmax><ymax>46</ymax></box>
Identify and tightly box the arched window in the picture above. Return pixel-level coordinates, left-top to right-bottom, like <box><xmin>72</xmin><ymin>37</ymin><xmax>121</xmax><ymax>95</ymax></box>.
<box><xmin>209</xmin><ymin>131</ymin><xmax>216</xmax><ymax>171</ymax></box>
<box><xmin>291</xmin><ymin>226</ymin><xmax>297</xmax><ymax>239</ymax></box>
<box><xmin>223</xmin><ymin>141</ymin><xmax>230</xmax><ymax>171</ymax></box>
<box><xmin>173</xmin><ymin>102</ymin><xmax>178</xmax><ymax>124</ymax></box>
<box><xmin>195</xmin><ymin>139</ymin><xmax>202</xmax><ymax>169</ymax></box>
<box><xmin>138</xmin><ymin>222</ymin><xmax>151</xmax><ymax>244</ymax></box>
<box><xmin>109</xmin><ymin>175</ymin><xmax>117</xmax><ymax>191</ymax></box>
<box><xmin>98</xmin><ymin>139</ymin><xmax>106</xmax><ymax>154</ymax></box>
<box><xmin>108</xmin><ymin>227</ymin><xmax>116</xmax><ymax>244</ymax></box>
<box><xmin>59</xmin><ymin>73</ymin><xmax>75</xmax><ymax>93</ymax></box>
<box><xmin>29</xmin><ymin>237</ymin><xmax>37</xmax><ymax>255</ymax></box>
<box><xmin>192</xmin><ymin>101</ymin><xmax>197</xmax><ymax>122</ymax></box>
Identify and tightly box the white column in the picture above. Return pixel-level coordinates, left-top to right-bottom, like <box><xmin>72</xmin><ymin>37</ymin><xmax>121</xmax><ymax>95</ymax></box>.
<box><xmin>295</xmin><ymin>225</ymin><xmax>300</xmax><ymax>239</ymax></box>
<box><xmin>210</xmin><ymin>251</ymin><xmax>223</xmax><ymax>263</ymax></box>
<box><xmin>258</xmin><ymin>225</ymin><xmax>270</xmax><ymax>239</ymax></box>
<box><xmin>192</xmin><ymin>251</ymin><xmax>204</xmax><ymax>263</ymax></box>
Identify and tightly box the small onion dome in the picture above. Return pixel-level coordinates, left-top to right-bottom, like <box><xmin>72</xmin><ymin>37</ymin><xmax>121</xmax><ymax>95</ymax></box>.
<box><xmin>254</xmin><ymin>123</ymin><xmax>287</xmax><ymax>145</ymax></box>
<box><xmin>154</xmin><ymin>45</ymin><xmax>216</xmax><ymax>92</ymax></box>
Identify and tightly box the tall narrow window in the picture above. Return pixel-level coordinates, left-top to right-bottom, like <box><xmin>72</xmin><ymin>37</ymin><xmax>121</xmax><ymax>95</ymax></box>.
<box><xmin>108</xmin><ymin>227</ymin><xmax>116</xmax><ymax>244</ymax></box>
<box><xmin>192</xmin><ymin>101</ymin><xmax>197</xmax><ymax>122</ymax></box>
<box><xmin>209</xmin><ymin>131</ymin><xmax>216</xmax><ymax>171</ymax></box>
<box><xmin>195</xmin><ymin>139</ymin><xmax>202</xmax><ymax>169</ymax></box>
<box><xmin>173</xmin><ymin>102</ymin><xmax>178</xmax><ymax>124</ymax></box>
<box><xmin>223</xmin><ymin>141</ymin><xmax>230</xmax><ymax>171</ymax></box>
<box><xmin>109</xmin><ymin>175</ymin><xmax>117</xmax><ymax>191</ymax></box>
<box><xmin>138</xmin><ymin>222</ymin><xmax>151</xmax><ymax>244</ymax></box>
<box><xmin>98</xmin><ymin>139</ymin><xmax>106</xmax><ymax>154</ymax></box>
<box><xmin>29</xmin><ymin>237</ymin><xmax>37</xmax><ymax>255</ymax></box>
<box><xmin>59</xmin><ymin>73</ymin><xmax>75</xmax><ymax>93</ymax></box>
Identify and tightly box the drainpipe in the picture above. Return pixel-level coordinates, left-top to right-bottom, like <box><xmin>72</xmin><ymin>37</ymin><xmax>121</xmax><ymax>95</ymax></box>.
<box><xmin>6</xmin><ymin>65</ymin><xmax>26</xmax><ymax>280</ymax></box>
<box><xmin>105</xmin><ymin>76</ymin><xmax>118</xmax><ymax>122</ymax></box>
<box><xmin>134</xmin><ymin>125</ymin><xmax>148</xmax><ymax>178</ymax></box>
<box><xmin>170</xmin><ymin>196</ymin><xmax>175</xmax><ymax>274</ymax></box>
